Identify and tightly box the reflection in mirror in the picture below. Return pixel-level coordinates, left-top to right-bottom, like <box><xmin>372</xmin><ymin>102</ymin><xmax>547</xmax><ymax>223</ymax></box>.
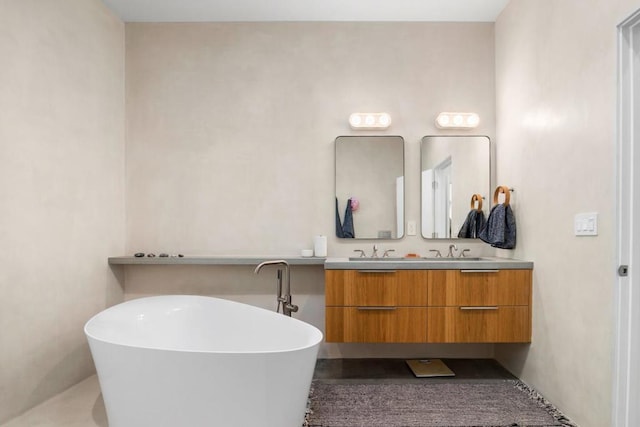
<box><xmin>335</xmin><ymin>136</ymin><xmax>404</xmax><ymax>239</ymax></box>
<box><xmin>421</xmin><ymin>136</ymin><xmax>491</xmax><ymax>239</ymax></box>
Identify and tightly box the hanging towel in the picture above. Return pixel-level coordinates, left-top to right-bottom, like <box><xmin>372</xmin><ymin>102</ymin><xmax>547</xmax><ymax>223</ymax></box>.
<box><xmin>457</xmin><ymin>209</ymin><xmax>487</xmax><ymax>239</ymax></box>
<box><xmin>335</xmin><ymin>197</ymin><xmax>345</xmax><ymax>238</ymax></box>
<box><xmin>342</xmin><ymin>198</ymin><xmax>355</xmax><ymax>238</ymax></box>
<box><xmin>478</xmin><ymin>204</ymin><xmax>516</xmax><ymax>249</ymax></box>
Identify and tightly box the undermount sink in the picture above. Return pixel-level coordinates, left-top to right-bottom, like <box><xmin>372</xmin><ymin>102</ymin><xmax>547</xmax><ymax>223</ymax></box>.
<box><xmin>348</xmin><ymin>257</ymin><xmax>485</xmax><ymax>261</ymax></box>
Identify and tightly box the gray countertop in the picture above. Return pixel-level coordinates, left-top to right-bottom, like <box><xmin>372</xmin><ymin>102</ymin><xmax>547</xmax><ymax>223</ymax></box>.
<box><xmin>108</xmin><ymin>256</ymin><xmax>326</xmax><ymax>266</ymax></box>
<box><xmin>108</xmin><ymin>255</ymin><xmax>532</xmax><ymax>270</ymax></box>
<box><xmin>324</xmin><ymin>257</ymin><xmax>533</xmax><ymax>270</ymax></box>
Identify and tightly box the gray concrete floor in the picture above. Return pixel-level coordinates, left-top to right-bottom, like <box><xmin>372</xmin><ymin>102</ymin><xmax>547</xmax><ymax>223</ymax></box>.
<box><xmin>0</xmin><ymin>375</ymin><xmax>107</xmax><ymax>427</ymax></box>
<box><xmin>313</xmin><ymin>358</ymin><xmax>516</xmax><ymax>383</ymax></box>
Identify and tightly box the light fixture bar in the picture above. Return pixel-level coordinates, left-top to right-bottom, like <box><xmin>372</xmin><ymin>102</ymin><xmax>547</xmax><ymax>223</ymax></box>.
<box><xmin>349</xmin><ymin>112</ymin><xmax>392</xmax><ymax>129</ymax></box>
<box><xmin>436</xmin><ymin>112</ymin><xmax>480</xmax><ymax>129</ymax></box>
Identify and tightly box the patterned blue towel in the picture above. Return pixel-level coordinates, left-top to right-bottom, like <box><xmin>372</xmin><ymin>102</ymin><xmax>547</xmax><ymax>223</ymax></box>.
<box><xmin>478</xmin><ymin>204</ymin><xmax>516</xmax><ymax>249</ymax></box>
<box><xmin>335</xmin><ymin>197</ymin><xmax>355</xmax><ymax>238</ymax></box>
<box><xmin>458</xmin><ymin>209</ymin><xmax>487</xmax><ymax>239</ymax></box>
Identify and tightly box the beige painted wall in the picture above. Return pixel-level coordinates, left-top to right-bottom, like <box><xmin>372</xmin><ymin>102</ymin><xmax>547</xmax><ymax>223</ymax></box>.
<box><xmin>125</xmin><ymin>22</ymin><xmax>497</xmax><ymax>259</ymax></box>
<box><xmin>494</xmin><ymin>1</ymin><xmax>640</xmax><ymax>426</ymax></box>
<box><xmin>0</xmin><ymin>0</ymin><xmax>125</xmax><ymax>422</ymax></box>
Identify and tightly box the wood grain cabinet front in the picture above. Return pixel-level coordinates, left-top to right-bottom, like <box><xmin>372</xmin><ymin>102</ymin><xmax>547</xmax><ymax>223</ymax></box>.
<box><xmin>325</xmin><ymin>268</ymin><xmax>532</xmax><ymax>344</ymax></box>
<box><xmin>325</xmin><ymin>270</ymin><xmax>428</xmax><ymax>343</ymax></box>
<box><xmin>426</xmin><ymin>269</ymin><xmax>532</xmax><ymax>343</ymax></box>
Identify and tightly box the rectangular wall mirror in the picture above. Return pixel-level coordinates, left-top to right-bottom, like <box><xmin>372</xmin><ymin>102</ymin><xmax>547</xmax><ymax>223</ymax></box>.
<box><xmin>421</xmin><ymin>135</ymin><xmax>491</xmax><ymax>239</ymax></box>
<box><xmin>335</xmin><ymin>136</ymin><xmax>405</xmax><ymax>239</ymax></box>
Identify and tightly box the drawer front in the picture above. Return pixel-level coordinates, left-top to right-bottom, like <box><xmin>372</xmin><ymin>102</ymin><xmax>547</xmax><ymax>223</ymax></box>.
<box><xmin>426</xmin><ymin>306</ymin><xmax>531</xmax><ymax>343</ymax></box>
<box><xmin>325</xmin><ymin>270</ymin><xmax>428</xmax><ymax>306</ymax></box>
<box><xmin>325</xmin><ymin>307</ymin><xmax>427</xmax><ymax>343</ymax></box>
<box><xmin>430</xmin><ymin>269</ymin><xmax>531</xmax><ymax>306</ymax></box>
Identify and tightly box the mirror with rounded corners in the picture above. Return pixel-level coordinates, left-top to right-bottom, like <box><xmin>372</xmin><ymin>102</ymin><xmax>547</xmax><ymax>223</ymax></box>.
<box><xmin>335</xmin><ymin>136</ymin><xmax>404</xmax><ymax>239</ymax></box>
<box><xmin>421</xmin><ymin>135</ymin><xmax>491</xmax><ymax>239</ymax></box>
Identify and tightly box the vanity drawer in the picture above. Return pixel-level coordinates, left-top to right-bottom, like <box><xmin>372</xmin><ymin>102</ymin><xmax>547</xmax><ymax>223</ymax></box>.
<box><xmin>429</xmin><ymin>269</ymin><xmax>531</xmax><ymax>306</ymax></box>
<box><xmin>325</xmin><ymin>307</ymin><xmax>427</xmax><ymax>343</ymax></box>
<box><xmin>426</xmin><ymin>306</ymin><xmax>531</xmax><ymax>343</ymax></box>
<box><xmin>325</xmin><ymin>270</ymin><xmax>428</xmax><ymax>307</ymax></box>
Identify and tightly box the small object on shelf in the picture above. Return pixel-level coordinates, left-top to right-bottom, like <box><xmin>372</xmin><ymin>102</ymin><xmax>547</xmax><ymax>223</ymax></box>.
<box><xmin>178</xmin><ymin>254</ymin><xmax>184</xmax><ymax>257</ymax></box>
<box><xmin>314</xmin><ymin>235</ymin><xmax>328</xmax><ymax>257</ymax></box>
<box><xmin>134</xmin><ymin>253</ymin><xmax>145</xmax><ymax>258</ymax></box>
<box><xmin>147</xmin><ymin>253</ymin><xmax>156</xmax><ymax>257</ymax></box>
<box><xmin>404</xmin><ymin>253</ymin><xmax>419</xmax><ymax>258</ymax></box>
<box><xmin>159</xmin><ymin>253</ymin><xmax>169</xmax><ymax>257</ymax></box>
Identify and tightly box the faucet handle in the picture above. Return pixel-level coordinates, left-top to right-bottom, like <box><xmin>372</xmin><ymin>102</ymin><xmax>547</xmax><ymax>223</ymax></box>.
<box><xmin>353</xmin><ymin>249</ymin><xmax>366</xmax><ymax>258</ymax></box>
<box><xmin>459</xmin><ymin>249</ymin><xmax>471</xmax><ymax>258</ymax></box>
<box><xmin>382</xmin><ymin>249</ymin><xmax>396</xmax><ymax>258</ymax></box>
<box><xmin>429</xmin><ymin>249</ymin><xmax>442</xmax><ymax>258</ymax></box>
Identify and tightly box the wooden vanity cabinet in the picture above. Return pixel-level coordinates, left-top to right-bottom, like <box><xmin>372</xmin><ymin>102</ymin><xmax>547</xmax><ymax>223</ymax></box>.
<box><xmin>325</xmin><ymin>268</ymin><xmax>532</xmax><ymax>344</ymax></box>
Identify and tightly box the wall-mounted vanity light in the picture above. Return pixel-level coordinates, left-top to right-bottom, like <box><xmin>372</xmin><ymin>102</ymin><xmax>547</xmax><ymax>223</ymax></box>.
<box><xmin>349</xmin><ymin>112</ymin><xmax>392</xmax><ymax>129</ymax></box>
<box><xmin>435</xmin><ymin>112</ymin><xmax>480</xmax><ymax>129</ymax></box>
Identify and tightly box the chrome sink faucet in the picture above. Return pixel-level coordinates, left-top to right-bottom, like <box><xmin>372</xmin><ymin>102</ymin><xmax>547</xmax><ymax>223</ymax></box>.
<box><xmin>447</xmin><ymin>244</ymin><xmax>458</xmax><ymax>258</ymax></box>
<box><xmin>254</xmin><ymin>260</ymin><xmax>298</xmax><ymax>317</ymax></box>
<box><xmin>371</xmin><ymin>244</ymin><xmax>379</xmax><ymax>258</ymax></box>
<box><xmin>353</xmin><ymin>245</ymin><xmax>388</xmax><ymax>258</ymax></box>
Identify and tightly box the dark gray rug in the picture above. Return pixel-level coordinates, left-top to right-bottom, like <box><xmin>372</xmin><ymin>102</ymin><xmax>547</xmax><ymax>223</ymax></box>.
<box><xmin>304</xmin><ymin>380</ymin><xmax>576</xmax><ymax>427</ymax></box>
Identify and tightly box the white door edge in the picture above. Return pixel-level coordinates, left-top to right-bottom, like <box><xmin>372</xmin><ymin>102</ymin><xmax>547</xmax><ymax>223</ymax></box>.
<box><xmin>613</xmin><ymin>8</ymin><xmax>640</xmax><ymax>427</ymax></box>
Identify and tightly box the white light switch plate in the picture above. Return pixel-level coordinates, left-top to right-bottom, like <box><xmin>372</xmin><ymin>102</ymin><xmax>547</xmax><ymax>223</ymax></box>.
<box><xmin>574</xmin><ymin>212</ymin><xmax>598</xmax><ymax>236</ymax></box>
<box><xmin>407</xmin><ymin>221</ymin><xmax>417</xmax><ymax>236</ymax></box>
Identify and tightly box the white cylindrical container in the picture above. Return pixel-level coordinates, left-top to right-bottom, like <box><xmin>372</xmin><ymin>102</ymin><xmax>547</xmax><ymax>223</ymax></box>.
<box><xmin>313</xmin><ymin>235</ymin><xmax>327</xmax><ymax>257</ymax></box>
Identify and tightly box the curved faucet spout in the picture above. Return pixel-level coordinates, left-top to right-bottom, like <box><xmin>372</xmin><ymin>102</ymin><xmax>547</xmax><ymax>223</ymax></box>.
<box><xmin>447</xmin><ymin>244</ymin><xmax>458</xmax><ymax>258</ymax></box>
<box><xmin>254</xmin><ymin>260</ymin><xmax>298</xmax><ymax>316</ymax></box>
<box><xmin>254</xmin><ymin>259</ymin><xmax>289</xmax><ymax>274</ymax></box>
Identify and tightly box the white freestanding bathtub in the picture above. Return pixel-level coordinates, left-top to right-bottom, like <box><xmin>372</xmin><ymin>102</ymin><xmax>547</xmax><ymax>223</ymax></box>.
<box><xmin>84</xmin><ymin>295</ymin><xmax>323</xmax><ymax>427</ymax></box>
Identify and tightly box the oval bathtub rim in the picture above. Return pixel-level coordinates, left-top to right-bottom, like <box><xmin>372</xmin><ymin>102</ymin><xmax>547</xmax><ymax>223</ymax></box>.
<box><xmin>84</xmin><ymin>295</ymin><xmax>324</xmax><ymax>355</ymax></box>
